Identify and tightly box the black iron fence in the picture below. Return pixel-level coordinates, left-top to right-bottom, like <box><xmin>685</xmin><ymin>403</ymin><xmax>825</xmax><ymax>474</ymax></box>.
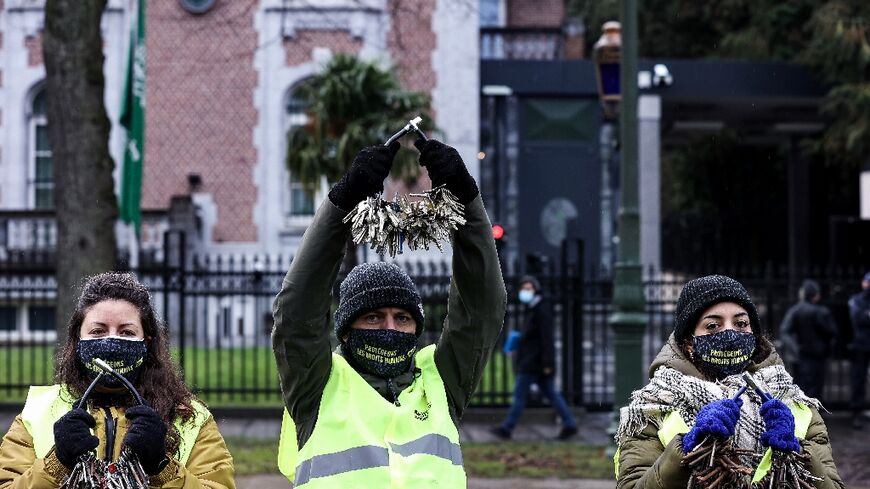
<box><xmin>1</xmin><ymin>247</ymin><xmax>866</xmax><ymax>411</ymax></box>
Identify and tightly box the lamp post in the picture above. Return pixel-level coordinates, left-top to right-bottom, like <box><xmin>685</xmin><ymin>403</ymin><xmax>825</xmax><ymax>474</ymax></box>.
<box><xmin>593</xmin><ymin>21</ymin><xmax>622</xmax><ymax>277</ymax></box>
<box><xmin>606</xmin><ymin>0</ymin><xmax>646</xmax><ymax>454</ymax></box>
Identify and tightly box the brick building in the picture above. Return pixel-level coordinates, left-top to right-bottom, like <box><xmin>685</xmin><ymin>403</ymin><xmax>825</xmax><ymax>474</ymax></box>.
<box><xmin>0</xmin><ymin>0</ymin><xmax>481</xmax><ymax>258</ymax></box>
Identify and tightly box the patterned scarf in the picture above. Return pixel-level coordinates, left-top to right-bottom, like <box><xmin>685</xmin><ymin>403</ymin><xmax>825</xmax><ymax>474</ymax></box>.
<box><xmin>616</xmin><ymin>364</ymin><xmax>820</xmax><ymax>454</ymax></box>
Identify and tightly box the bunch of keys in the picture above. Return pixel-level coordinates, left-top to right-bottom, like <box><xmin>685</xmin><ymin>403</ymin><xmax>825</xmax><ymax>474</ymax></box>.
<box><xmin>60</xmin><ymin>359</ymin><xmax>150</xmax><ymax>489</ymax></box>
<box><xmin>62</xmin><ymin>449</ymin><xmax>148</xmax><ymax>489</ymax></box>
<box><xmin>343</xmin><ymin>117</ymin><xmax>466</xmax><ymax>256</ymax></box>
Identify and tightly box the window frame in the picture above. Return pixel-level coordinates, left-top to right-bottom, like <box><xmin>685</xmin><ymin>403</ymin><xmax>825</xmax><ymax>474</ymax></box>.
<box><xmin>28</xmin><ymin>91</ymin><xmax>54</xmax><ymax>210</ymax></box>
<box><xmin>283</xmin><ymin>84</ymin><xmax>317</xmax><ymax>228</ymax></box>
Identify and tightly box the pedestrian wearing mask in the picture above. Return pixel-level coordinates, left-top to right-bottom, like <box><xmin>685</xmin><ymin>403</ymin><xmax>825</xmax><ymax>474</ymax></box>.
<box><xmin>490</xmin><ymin>275</ymin><xmax>578</xmax><ymax>441</ymax></box>
<box><xmin>272</xmin><ymin>139</ymin><xmax>506</xmax><ymax>488</ymax></box>
<box><xmin>615</xmin><ymin>275</ymin><xmax>843</xmax><ymax>489</ymax></box>
<box><xmin>0</xmin><ymin>272</ymin><xmax>235</xmax><ymax>488</ymax></box>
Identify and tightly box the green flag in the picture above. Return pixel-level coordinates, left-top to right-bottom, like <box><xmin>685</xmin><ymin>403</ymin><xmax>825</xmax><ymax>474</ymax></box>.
<box><xmin>119</xmin><ymin>0</ymin><xmax>145</xmax><ymax>235</ymax></box>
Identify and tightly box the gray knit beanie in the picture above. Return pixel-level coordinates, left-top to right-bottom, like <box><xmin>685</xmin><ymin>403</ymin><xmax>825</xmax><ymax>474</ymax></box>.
<box><xmin>334</xmin><ymin>262</ymin><xmax>425</xmax><ymax>340</ymax></box>
<box><xmin>673</xmin><ymin>275</ymin><xmax>760</xmax><ymax>341</ymax></box>
<box><xmin>520</xmin><ymin>275</ymin><xmax>542</xmax><ymax>293</ymax></box>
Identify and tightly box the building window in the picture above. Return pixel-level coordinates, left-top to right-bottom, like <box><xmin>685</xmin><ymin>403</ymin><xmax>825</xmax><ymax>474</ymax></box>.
<box><xmin>480</xmin><ymin>0</ymin><xmax>503</xmax><ymax>27</ymax></box>
<box><xmin>285</xmin><ymin>89</ymin><xmax>315</xmax><ymax>217</ymax></box>
<box><xmin>30</xmin><ymin>90</ymin><xmax>54</xmax><ymax>209</ymax></box>
<box><xmin>0</xmin><ymin>307</ymin><xmax>17</xmax><ymax>331</ymax></box>
<box><xmin>28</xmin><ymin>306</ymin><xmax>56</xmax><ymax>332</ymax></box>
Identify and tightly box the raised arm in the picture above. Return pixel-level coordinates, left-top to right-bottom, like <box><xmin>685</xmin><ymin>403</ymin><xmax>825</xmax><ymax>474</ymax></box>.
<box><xmin>272</xmin><ymin>143</ymin><xmax>399</xmax><ymax>446</ymax></box>
<box><xmin>414</xmin><ymin>139</ymin><xmax>507</xmax><ymax>423</ymax></box>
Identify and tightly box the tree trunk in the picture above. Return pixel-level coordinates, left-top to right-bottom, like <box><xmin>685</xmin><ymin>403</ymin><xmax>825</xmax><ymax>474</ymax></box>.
<box><xmin>43</xmin><ymin>0</ymin><xmax>117</xmax><ymax>343</ymax></box>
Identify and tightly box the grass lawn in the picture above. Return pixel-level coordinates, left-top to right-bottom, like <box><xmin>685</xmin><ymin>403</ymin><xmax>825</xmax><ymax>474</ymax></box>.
<box><xmin>0</xmin><ymin>345</ymin><xmax>516</xmax><ymax>407</ymax></box>
<box><xmin>224</xmin><ymin>437</ymin><xmax>612</xmax><ymax>480</ymax></box>
<box><xmin>462</xmin><ymin>442</ymin><xmax>613</xmax><ymax>479</ymax></box>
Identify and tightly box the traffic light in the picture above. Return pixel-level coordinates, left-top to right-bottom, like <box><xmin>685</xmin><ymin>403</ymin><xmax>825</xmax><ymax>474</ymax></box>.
<box><xmin>492</xmin><ymin>224</ymin><xmax>505</xmax><ymax>241</ymax></box>
<box><xmin>492</xmin><ymin>224</ymin><xmax>505</xmax><ymax>261</ymax></box>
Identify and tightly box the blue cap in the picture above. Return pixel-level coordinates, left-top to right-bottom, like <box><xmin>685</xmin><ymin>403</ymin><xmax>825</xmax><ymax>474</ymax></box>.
<box><xmin>863</xmin><ymin>271</ymin><xmax>870</xmax><ymax>282</ymax></box>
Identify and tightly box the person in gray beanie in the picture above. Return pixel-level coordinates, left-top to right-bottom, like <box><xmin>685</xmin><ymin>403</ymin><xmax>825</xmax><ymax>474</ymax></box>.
<box><xmin>615</xmin><ymin>274</ymin><xmax>843</xmax><ymax>489</ymax></box>
<box><xmin>272</xmin><ymin>139</ymin><xmax>506</xmax><ymax>488</ymax></box>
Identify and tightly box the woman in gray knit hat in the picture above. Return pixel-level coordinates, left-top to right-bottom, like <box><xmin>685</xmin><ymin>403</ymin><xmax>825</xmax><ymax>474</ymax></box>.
<box><xmin>615</xmin><ymin>274</ymin><xmax>843</xmax><ymax>489</ymax></box>
<box><xmin>272</xmin><ymin>139</ymin><xmax>506</xmax><ymax>488</ymax></box>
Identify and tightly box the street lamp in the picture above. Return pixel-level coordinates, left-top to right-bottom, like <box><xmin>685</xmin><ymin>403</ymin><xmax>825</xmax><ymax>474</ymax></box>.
<box><xmin>605</xmin><ymin>1</ymin><xmax>646</xmax><ymax>458</ymax></box>
<box><xmin>593</xmin><ymin>22</ymin><xmax>622</xmax><ymax>277</ymax></box>
<box><xmin>593</xmin><ymin>21</ymin><xmax>622</xmax><ymax>121</ymax></box>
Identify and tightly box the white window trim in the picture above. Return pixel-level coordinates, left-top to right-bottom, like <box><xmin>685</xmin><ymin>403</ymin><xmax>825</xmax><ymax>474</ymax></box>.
<box><xmin>27</xmin><ymin>112</ymin><xmax>52</xmax><ymax>210</ymax></box>
<box><xmin>283</xmin><ymin>88</ymin><xmax>318</xmax><ymax>231</ymax></box>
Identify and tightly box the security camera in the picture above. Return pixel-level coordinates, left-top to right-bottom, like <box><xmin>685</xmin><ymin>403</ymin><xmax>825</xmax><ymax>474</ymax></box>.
<box><xmin>652</xmin><ymin>64</ymin><xmax>673</xmax><ymax>87</ymax></box>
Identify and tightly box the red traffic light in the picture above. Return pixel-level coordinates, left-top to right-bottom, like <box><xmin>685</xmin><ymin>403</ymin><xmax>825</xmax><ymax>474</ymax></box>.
<box><xmin>492</xmin><ymin>224</ymin><xmax>505</xmax><ymax>240</ymax></box>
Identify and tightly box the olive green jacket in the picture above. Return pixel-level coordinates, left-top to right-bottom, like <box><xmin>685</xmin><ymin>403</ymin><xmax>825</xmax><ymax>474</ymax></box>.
<box><xmin>272</xmin><ymin>196</ymin><xmax>507</xmax><ymax>448</ymax></box>
<box><xmin>616</xmin><ymin>333</ymin><xmax>844</xmax><ymax>489</ymax></box>
<box><xmin>0</xmin><ymin>406</ymin><xmax>235</xmax><ymax>489</ymax></box>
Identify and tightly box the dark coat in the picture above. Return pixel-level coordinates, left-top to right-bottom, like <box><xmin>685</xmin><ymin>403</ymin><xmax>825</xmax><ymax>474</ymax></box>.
<box><xmin>515</xmin><ymin>297</ymin><xmax>556</xmax><ymax>375</ymax></box>
<box><xmin>779</xmin><ymin>301</ymin><xmax>837</xmax><ymax>360</ymax></box>
<box><xmin>848</xmin><ymin>289</ymin><xmax>870</xmax><ymax>351</ymax></box>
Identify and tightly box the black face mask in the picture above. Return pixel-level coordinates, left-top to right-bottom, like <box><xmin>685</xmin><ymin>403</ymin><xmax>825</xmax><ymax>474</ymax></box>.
<box><xmin>692</xmin><ymin>329</ymin><xmax>756</xmax><ymax>379</ymax></box>
<box><xmin>77</xmin><ymin>337</ymin><xmax>147</xmax><ymax>388</ymax></box>
<box><xmin>343</xmin><ymin>329</ymin><xmax>417</xmax><ymax>379</ymax></box>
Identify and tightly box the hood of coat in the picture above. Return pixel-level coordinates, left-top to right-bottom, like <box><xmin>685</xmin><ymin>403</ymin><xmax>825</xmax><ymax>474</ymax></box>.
<box><xmin>649</xmin><ymin>332</ymin><xmax>783</xmax><ymax>380</ymax></box>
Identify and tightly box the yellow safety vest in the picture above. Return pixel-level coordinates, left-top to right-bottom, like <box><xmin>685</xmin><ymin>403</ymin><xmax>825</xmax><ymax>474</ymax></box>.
<box><xmin>278</xmin><ymin>344</ymin><xmax>466</xmax><ymax>488</ymax></box>
<box><xmin>613</xmin><ymin>401</ymin><xmax>813</xmax><ymax>480</ymax></box>
<box><xmin>21</xmin><ymin>384</ymin><xmax>210</xmax><ymax>466</ymax></box>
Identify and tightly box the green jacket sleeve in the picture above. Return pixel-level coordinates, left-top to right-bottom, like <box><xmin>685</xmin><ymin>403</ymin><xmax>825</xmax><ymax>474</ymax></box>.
<box><xmin>801</xmin><ymin>408</ymin><xmax>844</xmax><ymax>489</ymax></box>
<box><xmin>272</xmin><ymin>201</ymin><xmax>349</xmax><ymax>448</ymax></box>
<box><xmin>616</xmin><ymin>422</ymin><xmax>690</xmax><ymax>489</ymax></box>
<box><xmin>433</xmin><ymin>195</ymin><xmax>507</xmax><ymax>423</ymax></box>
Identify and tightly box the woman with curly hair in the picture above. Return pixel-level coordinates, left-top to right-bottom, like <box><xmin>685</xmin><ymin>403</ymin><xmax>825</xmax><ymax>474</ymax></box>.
<box><xmin>615</xmin><ymin>275</ymin><xmax>843</xmax><ymax>488</ymax></box>
<box><xmin>0</xmin><ymin>272</ymin><xmax>234</xmax><ymax>488</ymax></box>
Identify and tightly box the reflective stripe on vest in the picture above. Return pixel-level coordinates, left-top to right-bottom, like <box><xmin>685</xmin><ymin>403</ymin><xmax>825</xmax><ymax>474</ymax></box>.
<box><xmin>21</xmin><ymin>384</ymin><xmax>209</xmax><ymax>465</ymax></box>
<box><xmin>278</xmin><ymin>344</ymin><xmax>466</xmax><ymax>488</ymax></box>
<box><xmin>613</xmin><ymin>402</ymin><xmax>813</xmax><ymax>480</ymax></box>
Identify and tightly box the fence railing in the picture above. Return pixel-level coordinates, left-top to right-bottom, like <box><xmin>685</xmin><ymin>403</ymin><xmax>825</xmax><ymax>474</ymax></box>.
<box><xmin>480</xmin><ymin>27</ymin><xmax>564</xmax><ymax>60</ymax></box>
<box><xmin>1</xmin><ymin>257</ymin><xmax>866</xmax><ymax>410</ymax></box>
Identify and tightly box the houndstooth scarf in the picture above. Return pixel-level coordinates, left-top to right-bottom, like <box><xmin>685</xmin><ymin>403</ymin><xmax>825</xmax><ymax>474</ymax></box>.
<box><xmin>616</xmin><ymin>364</ymin><xmax>820</xmax><ymax>454</ymax></box>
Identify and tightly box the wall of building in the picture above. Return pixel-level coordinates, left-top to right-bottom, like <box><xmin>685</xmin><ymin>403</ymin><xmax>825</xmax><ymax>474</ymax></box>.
<box><xmin>507</xmin><ymin>0</ymin><xmax>564</xmax><ymax>27</ymax></box>
<box><xmin>0</xmin><ymin>0</ymin><xmax>479</xmax><ymax>261</ymax></box>
<box><xmin>0</xmin><ymin>0</ymin><xmax>127</xmax><ymax>211</ymax></box>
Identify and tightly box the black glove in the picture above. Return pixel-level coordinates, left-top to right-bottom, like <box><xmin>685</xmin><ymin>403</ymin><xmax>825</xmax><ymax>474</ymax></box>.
<box><xmin>414</xmin><ymin>139</ymin><xmax>479</xmax><ymax>204</ymax></box>
<box><xmin>123</xmin><ymin>405</ymin><xmax>168</xmax><ymax>475</ymax></box>
<box><xmin>328</xmin><ymin>142</ymin><xmax>400</xmax><ymax>212</ymax></box>
<box><xmin>53</xmin><ymin>408</ymin><xmax>99</xmax><ymax>469</ymax></box>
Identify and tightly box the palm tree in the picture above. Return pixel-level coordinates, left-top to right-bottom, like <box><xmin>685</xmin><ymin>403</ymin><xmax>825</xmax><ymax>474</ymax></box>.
<box><xmin>286</xmin><ymin>54</ymin><xmax>434</xmax><ymax>271</ymax></box>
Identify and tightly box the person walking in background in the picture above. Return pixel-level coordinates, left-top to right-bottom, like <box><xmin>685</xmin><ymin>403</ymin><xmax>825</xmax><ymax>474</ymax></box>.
<box><xmin>491</xmin><ymin>275</ymin><xmax>578</xmax><ymax>441</ymax></box>
<box><xmin>779</xmin><ymin>279</ymin><xmax>837</xmax><ymax>399</ymax></box>
<box><xmin>848</xmin><ymin>271</ymin><xmax>870</xmax><ymax>429</ymax></box>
